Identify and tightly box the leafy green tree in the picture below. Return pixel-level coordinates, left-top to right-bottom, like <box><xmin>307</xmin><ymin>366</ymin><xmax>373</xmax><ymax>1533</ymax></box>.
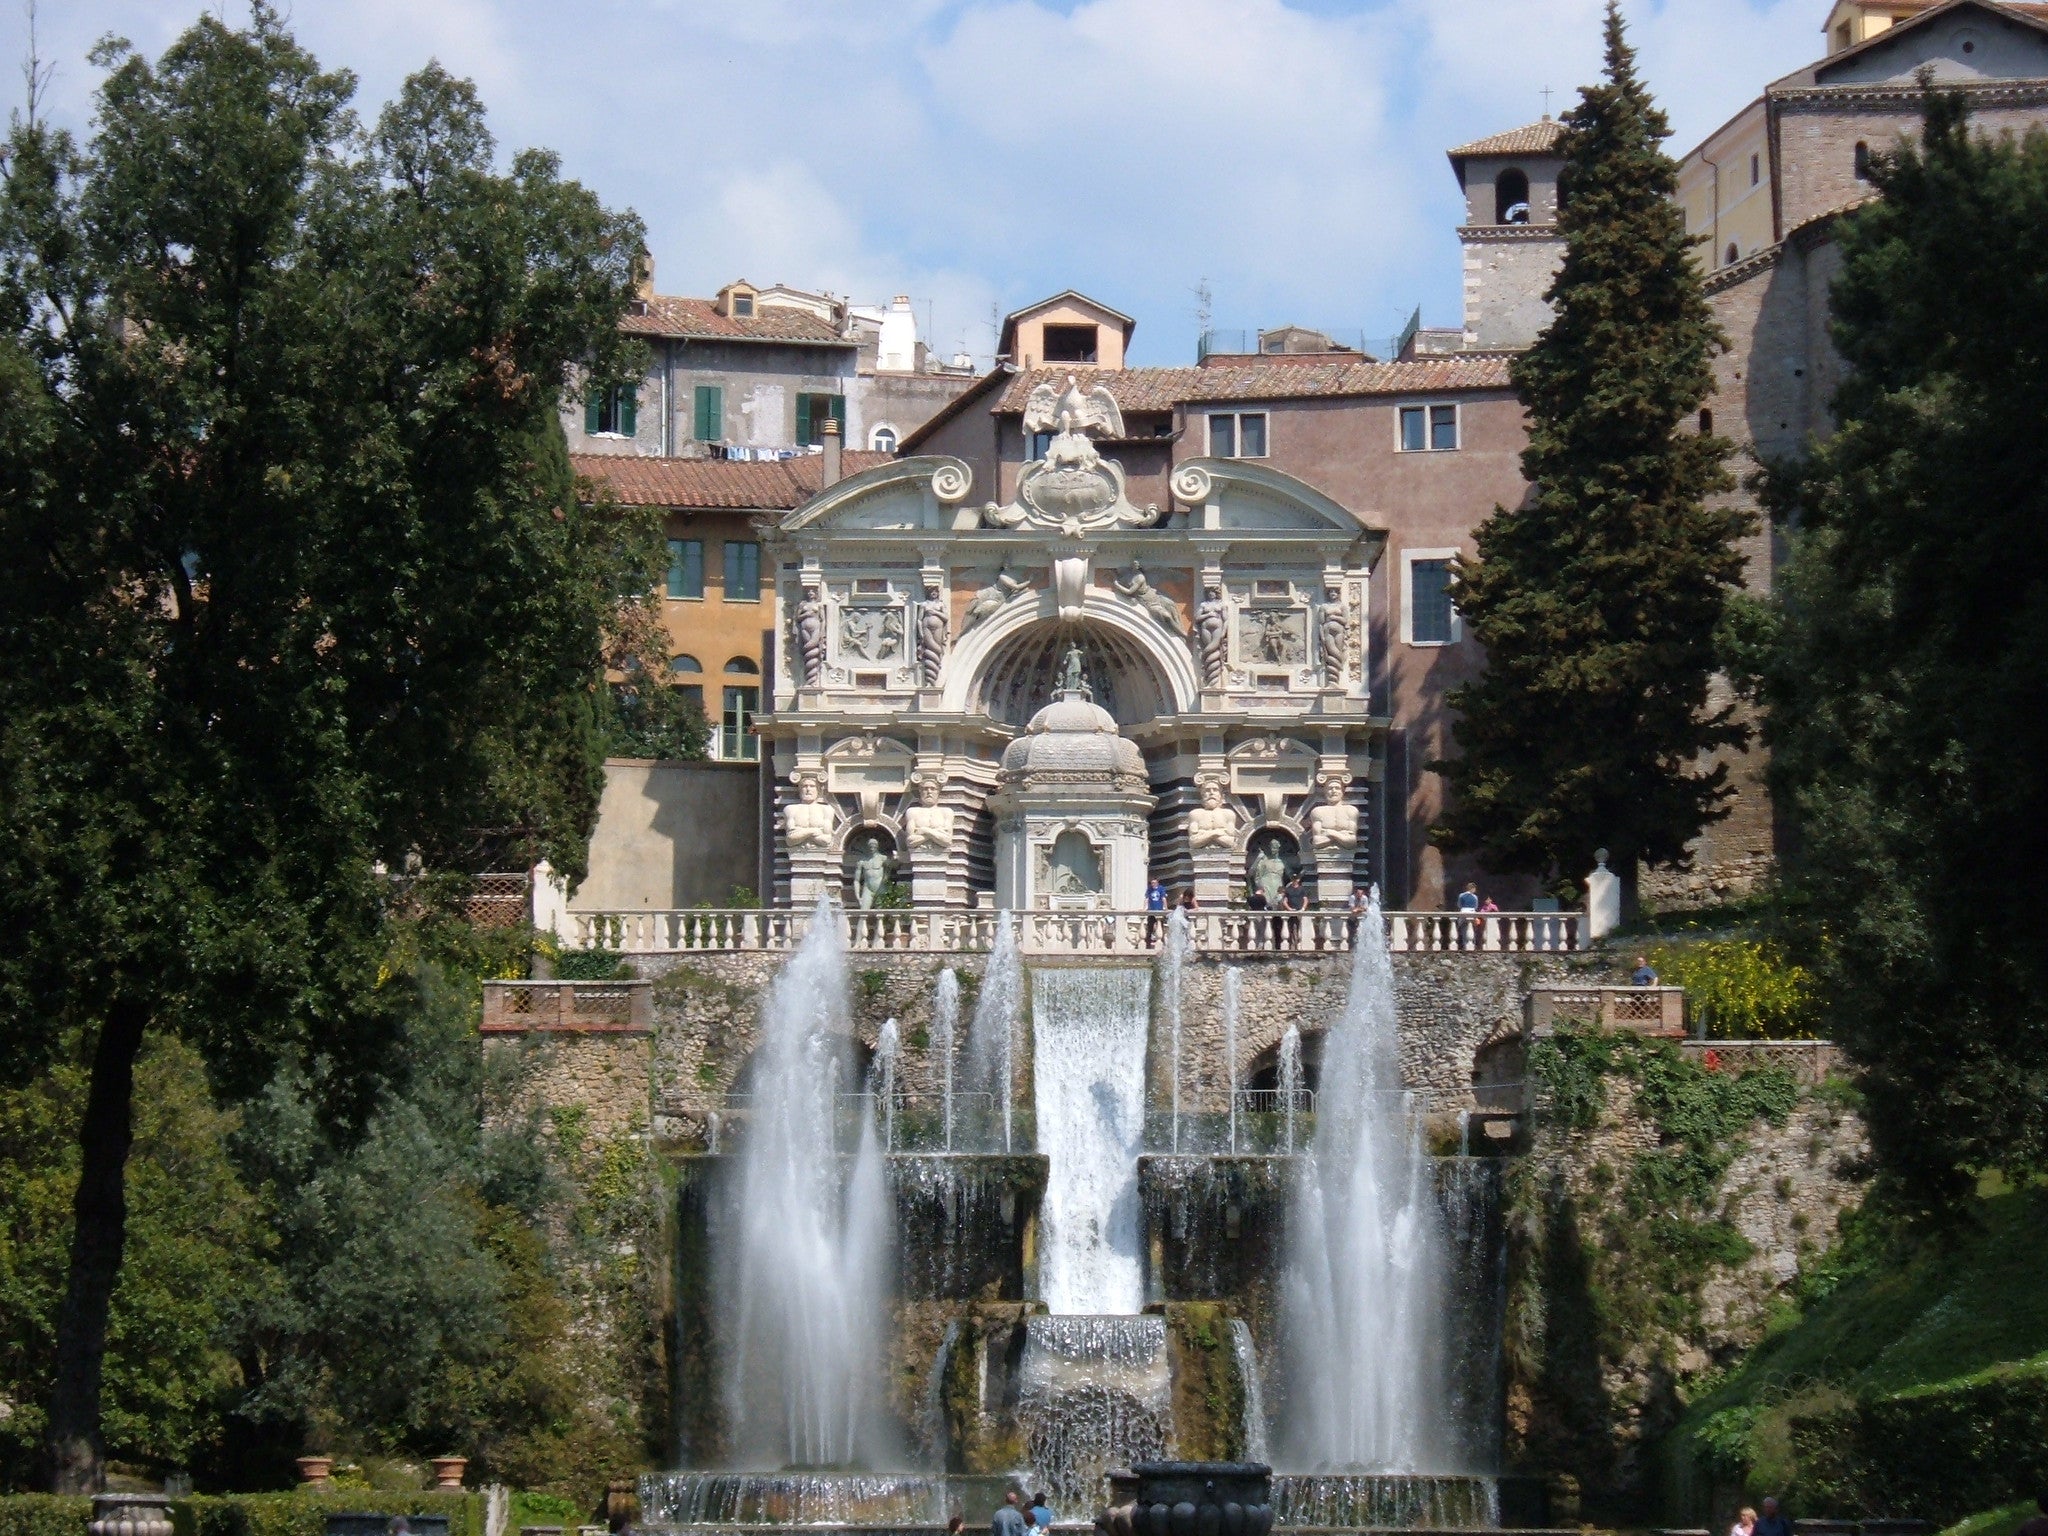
<box><xmin>0</xmin><ymin>10</ymin><xmax>651</xmax><ymax>1487</ymax></box>
<box><xmin>1433</xmin><ymin>1</ymin><xmax>1747</xmax><ymax>909</ymax></box>
<box><xmin>1760</xmin><ymin>88</ymin><xmax>2048</xmax><ymax>1209</ymax></box>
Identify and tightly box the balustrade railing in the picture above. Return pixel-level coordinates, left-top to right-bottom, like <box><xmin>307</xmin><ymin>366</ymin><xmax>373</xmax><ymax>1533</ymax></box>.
<box><xmin>565</xmin><ymin>906</ymin><xmax>1581</xmax><ymax>957</ymax></box>
<box><xmin>481</xmin><ymin>979</ymin><xmax>654</xmax><ymax>1033</ymax></box>
<box><xmin>1525</xmin><ymin>984</ymin><xmax>1686</xmax><ymax>1038</ymax></box>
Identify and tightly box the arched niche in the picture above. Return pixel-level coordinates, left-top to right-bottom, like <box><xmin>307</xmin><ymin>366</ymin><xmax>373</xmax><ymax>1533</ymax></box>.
<box><xmin>961</xmin><ymin>608</ymin><xmax>1191</xmax><ymax>728</ymax></box>
<box><xmin>1495</xmin><ymin>166</ymin><xmax>1531</xmax><ymax>224</ymax></box>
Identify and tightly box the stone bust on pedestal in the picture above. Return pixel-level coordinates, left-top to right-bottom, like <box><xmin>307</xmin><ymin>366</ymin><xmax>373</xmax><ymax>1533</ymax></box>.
<box><xmin>1188</xmin><ymin>778</ymin><xmax>1240</xmax><ymax>850</ymax></box>
<box><xmin>905</xmin><ymin>777</ymin><xmax>954</xmax><ymax>853</ymax></box>
<box><xmin>783</xmin><ymin>775</ymin><xmax>835</xmax><ymax>849</ymax></box>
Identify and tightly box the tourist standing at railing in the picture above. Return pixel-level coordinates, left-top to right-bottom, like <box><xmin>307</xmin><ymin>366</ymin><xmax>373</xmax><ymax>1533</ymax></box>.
<box><xmin>1030</xmin><ymin>1494</ymin><xmax>1053</xmax><ymax>1529</ymax></box>
<box><xmin>1282</xmin><ymin>872</ymin><xmax>1309</xmax><ymax>949</ymax></box>
<box><xmin>992</xmin><ymin>1491</ymin><xmax>1028</xmax><ymax>1536</ymax></box>
<box><xmin>1145</xmin><ymin>878</ymin><xmax>1168</xmax><ymax>945</ymax></box>
<box><xmin>1347</xmin><ymin>885</ymin><xmax>1369</xmax><ymax>948</ymax></box>
<box><xmin>1246</xmin><ymin>884</ymin><xmax>1271</xmax><ymax>949</ymax></box>
<box><xmin>1632</xmin><ymin>954</ymin><xmax>1659</xmax><ymax>986</ymax></box>
<box><xmin>1456</xmin><ymin>882</ymin><xmax>1481</xmax><ymax>949</ymax></box>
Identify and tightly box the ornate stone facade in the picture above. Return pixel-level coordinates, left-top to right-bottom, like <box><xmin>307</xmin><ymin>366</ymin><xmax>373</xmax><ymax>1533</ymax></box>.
<box><xmin>762</xmin><ymin>411</ymin><xmax>1387</xmax><ymax>908</ymax></box>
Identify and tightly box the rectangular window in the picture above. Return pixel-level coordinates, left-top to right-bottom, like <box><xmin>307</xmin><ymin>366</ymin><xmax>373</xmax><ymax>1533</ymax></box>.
<box><xmin>666</xmin><ymin>538</ymin><xmax>703</xmax><ymax>600</ymax></box>
<box><xmin>1208</xmin><ymin>411</ymin><xmax>1268</xmax><ymax>458</ymax></box>
<box><xmin>1029</xmin><ymin>430</ymin><xmax>1055</xmax><ymax>459</ymax></box>
<box><xmin>796</xmin><ymin>392</ymin><xmax>846</xmax><ymax>446</ymax></box>
<box><xmin>585</xmin><ymin>383</ymin><xmax>638</xmax><ymax>437</ymax></box>
<box><xmin>693</xmin><ymin>385</ymin><xmax>723</xmax><ymax>442</ymax></box>
<box><xmin>675</xmin><ymin>683</ymin><xmax>705</xmax><ymax>712</ymax></box>
<box><xmin>1400</xmin><ymin>403</ymin><xmax>1459</xmax><ymax>451</ymax></box>
<box><xmin>723</xmin><ymin>540</ymin><xmax>761</xmax><ymax>602</ymax></box>
<box><xmin>1750</xmin><ymin>152</ymin><xmax>1761</xmax><ymax>186</ymax></box>
<box><xmin>1041</xmin><ymin>324</ymin><xmax>1099</xmax><ymax>363</ymax></box>
<box><xmin>1411</xmin><ymin>558</ymin><xmax>1456</xmax><ymax>645</ymax></box>
<box><xmin>721</xmin><ymin>686</ymin><xmax>760</xmax><ymax>761</ymax></box>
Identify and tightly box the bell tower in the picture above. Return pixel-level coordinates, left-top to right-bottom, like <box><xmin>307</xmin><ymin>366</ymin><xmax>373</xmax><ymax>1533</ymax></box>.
<box><xmin>1448</xmin><ymin>119</ymin><xmax>1567</xmax><ymax>351</ymax></box>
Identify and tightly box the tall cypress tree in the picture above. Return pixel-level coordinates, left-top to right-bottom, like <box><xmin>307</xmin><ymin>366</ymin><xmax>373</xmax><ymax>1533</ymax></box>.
<box><xmin>1433</xmin><ymin>2</ymin><xmax>1746</xmax><ymax>909</ymax></box>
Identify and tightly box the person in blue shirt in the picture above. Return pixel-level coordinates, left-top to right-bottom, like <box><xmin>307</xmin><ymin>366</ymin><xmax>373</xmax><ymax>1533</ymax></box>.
<box><xmin>1030</xmin><ymin>1494</ymin><xmax>1054</xmax><ymax>1529</ymax></box>
<box><xmin>1632</xmin><ymin>954</ymin><xmax>1659</xmax><ymax>987</ymax></box>
<box><xmin>1145</xmin><ymin>878</ymin><xmax>1168</xmax><ymax>944</ymax></box>
<box><xmin>1752</xmin><ymin>1496</ymin><xmax>1791</xmax><ymax>1536</ymax></box>
<box><xmin>992</xmin><ymin>1492</ymin><xmax>1028</xmax><ymax>1536</ymax></box>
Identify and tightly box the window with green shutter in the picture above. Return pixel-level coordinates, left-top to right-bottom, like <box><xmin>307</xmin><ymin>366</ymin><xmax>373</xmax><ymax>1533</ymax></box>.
<box><xmin>723</xmin><ymin>541</ymin><xmax>761</xmax><ymax>602</ymax></box>
<box><xmin>693</xmin><ymin>385</ymin><xmax>723</xmax><ymax>443</ymax></box>
<box><xmin>796</xmin><ymin>392</ymin><xmax>845</xmax><ymax>447</ymax></box>
<box><xmin>589</xmin><ymin>383</ymin><xmax>638</xmax><ymax>437</ymax></box>
<box><xmin>666</xmin><ymin>539</ymin><xmax>704</xmax><ymax>599</ymax></box>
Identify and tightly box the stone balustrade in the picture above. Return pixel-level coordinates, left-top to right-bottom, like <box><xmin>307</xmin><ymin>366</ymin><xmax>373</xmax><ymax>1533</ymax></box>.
<box><xmin>563</xmin><ymin>906</ymin><xmax>1582</xmax><ymax>957</ymax></box>
<box><xmin>1525</xmin><ymin>984</ymin><xmax>1687</xmax><ymax>1038</ymax></box>
<box><xmin>481</xmin><ymin>979</ymin><xmax>654</xmax><ymax>1034</ymax></box>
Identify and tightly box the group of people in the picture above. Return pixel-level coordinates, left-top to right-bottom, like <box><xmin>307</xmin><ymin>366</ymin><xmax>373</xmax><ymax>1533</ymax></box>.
<box><xmin>981</xmin><ymin>1491</ymin><xmax>1055</xmax><ymax>1536</ymax></box>
<box><xmin>1144</xmin><ymin>877</ymin><xmax>1374</xmax><ymax>950</ymax></box>
<box><xmin>1727</xmin><ymin>1496</ymin><xmax>1793</xmax><ymax>1536</ymax></box>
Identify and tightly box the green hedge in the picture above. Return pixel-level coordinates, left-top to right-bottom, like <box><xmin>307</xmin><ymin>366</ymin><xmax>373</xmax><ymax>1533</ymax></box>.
<box><xmin>0</xmin><ymin>1495</ymin><xmax>91</xmax><ymax>1536</ymax></box>
<box><xmin>1790</xmin><ymin>1365</ymin><xmax>2048</xmax><ymax>1521</ymax></box>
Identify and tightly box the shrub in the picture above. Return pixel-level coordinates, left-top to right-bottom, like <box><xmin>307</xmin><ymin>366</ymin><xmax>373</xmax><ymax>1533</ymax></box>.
<box><xmin>175</xmin><ymin>1492</ymin><xmax>483</xmax><ymax>1536</ymax></box>
<box><xmin>0</xmin><ymin>1496</ymin><xmax>91</xmax><ymax>1536</ymax></box>
<box><xmin>1650</xmin><ymin>939</ymin><xmax>1818</xmax><ymax>1040</ymax></box>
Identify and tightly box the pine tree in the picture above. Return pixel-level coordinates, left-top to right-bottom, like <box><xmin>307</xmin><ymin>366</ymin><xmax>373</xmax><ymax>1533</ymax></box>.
<box><xmin>1433</xmin><ymin>2</ymin><xmax>1747</xmax><ymax>908</ymax></box>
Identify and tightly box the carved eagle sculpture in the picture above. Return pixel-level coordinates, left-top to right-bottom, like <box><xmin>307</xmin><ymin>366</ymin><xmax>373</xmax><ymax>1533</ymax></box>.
<box><xmin>1023</xmin><ymin>373</ymin><xmax>1125</xmax><ymax>441</ymax></box>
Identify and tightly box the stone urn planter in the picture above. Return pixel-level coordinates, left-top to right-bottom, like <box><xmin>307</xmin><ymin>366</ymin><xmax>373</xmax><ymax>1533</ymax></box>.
<box><xmin>430</xmin><ymin>1457</ymin><xmax>468</xmax><ymax>1490</ymax></box>
<box><xmin>295</xmin><ymin>1456</ymin><xmax>335</xmax><ymax>1488</ymax></box>
<box><xmin>89</xmin><ymin>1494</ymin><xmax>175</xmax><ymax>1536</ymax></box>
<box><xmin>1097</xmin><ymin>1463</ymin><xmax>1273</xmax><ymax>1536</ymax></box>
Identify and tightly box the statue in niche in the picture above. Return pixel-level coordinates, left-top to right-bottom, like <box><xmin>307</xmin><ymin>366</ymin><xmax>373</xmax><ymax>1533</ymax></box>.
<box><xmin>905</xmin><ymin>777</ymin><xmax>954</xmax><ymax>853</ymax></box>
<box><xmin>793</xmin><ymin>587</ymin><xmax>828</xmax><ymax>687</ymax></box>
<box><xmin>1045</xmin><ymin>829</ymin><xmax>1103</xmax><ymax>896</ymax></box>
<box><xmin>1250</xmin><ymin>837</ymin><xmax>1291</xmax><ymax>908</ymax></box>
<box><xmin>962</xmin><ymin>569</ymin><xmax>1028</xmax><ymax>632</ymax></box>
<box><xmin>849</xmin><ymin>835</ymin><xmax>894</xmax><ymax>910</ymax></box>
<box><xmin>916</xmin><ymin>596</ymin><xmax>948</xmax><ymax>686</ymax></box>
<box><xmin>783</xmin><ymin>775</ymin><xmax>835</xmax><ymax>850</ymax></box>
<box><xmin>1059</xmin><ymin>643</ymin><xmax>1092</xmax><ymax>700</ymax></box>
<box><xmin>1188</xmin><ymin>777</ymin><xmax>1241</xmax><ymax>850</ymax></box>
<box><xmin>1194</xmin><ymin>584</ymin><xmax>1228</xmax><ymax>686</ymax></box>
<box><xmin>1113</xmin><ymin>565</ymin><xmax>1185</xmax><ymax>635</ymax></box>
<box><xmin>1318</xmin><ymin>588</ymin><xmax>1349</xmax><ymax>684</ymax></box>
<box><xmin>1309</xmin><ymin>776</ymin><xmax>1360</xmax><ymax>852</ymax></box>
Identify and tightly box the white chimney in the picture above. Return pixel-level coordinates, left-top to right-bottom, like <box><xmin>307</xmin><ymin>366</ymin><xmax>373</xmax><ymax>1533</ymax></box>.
<box><xmin>877</xmin><ymin>295</ymin><xmax>918</xmax><ymax>373</ymax></box>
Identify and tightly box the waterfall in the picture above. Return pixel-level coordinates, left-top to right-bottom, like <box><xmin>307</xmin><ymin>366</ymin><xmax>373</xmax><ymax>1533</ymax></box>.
<box><xmin>1279</xmin><ymin>1021</ymin><xmax>1303</xmax><ymax>1156</ymax></box>
<box><xmin>1230</xmin><ymin>1319</ymin><xmax>1271</xmax><ymax>1465</ymax></box>
<box><xmin>967</xmin><ymin>912</ymin><xmax>1022</xmax><ymax>1153</ymax></box>
<box><xmin>935</xmin><ymin>969</ymin><xmax>960</xmax><ymax>1151</ymax></box>
<box><xmin>1161</xmin><ymin>908</ymin><xmax>1191</xmax><ymax>1152</ymax></box>
<box><xmin>1030</xmin><ymin>966</ymin><xmax>1150</xmax><ymax>1315</ymax></box>
<box><xmin>876</xmin><ymin>1016</ymin><xmax>900</xmax><ymax>1151</ymax></box>
<box><xmin>1279</xmin><ymin>889</ymin><xmax>1460</xmax><ymax>1472</ymax></box>
<box><xmin>720</xmin><ymin>899</ymin><xmax>897</xmax><ymax>1468</ymax></box>
<box><xmin>1017</xmin><ymin>1315</ymin><xmax>1171</xmax><ymax>1506</ymax></box>
<box><xmin>1223</xmin><ymin>966</ymin><xmax>1242</xmax><ymax>1154</ymax></box>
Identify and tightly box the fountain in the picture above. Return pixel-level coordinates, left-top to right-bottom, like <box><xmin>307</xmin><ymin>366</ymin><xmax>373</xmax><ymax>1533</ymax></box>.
<box><xmin>1277</xmin><ymin>888</ymin><xmax>1462</xmax><ymax>1472</ymax></box>
<box><xmin>1223</xmin><ymin>967</ymin><xmax>1242</xmax><ymax>1155</ymax></box>
<box><xmin>718</xmin><ymin>899</ymin><xmax>897</xmax><ymax>1469</ymax></box>
<box><xmin>1161</xmin><ymin>908</ymin><xmax>1191</xmax><ymax>1152</ymax></box>
<box><xmin>966</xmin><ymin>912</ymin><xmax>1022</xmax><ymax>1153</ymax></box>
<box><xmin>1278</xmin><ymin>1023</ymin><xmax>1303</xmax><ymax>1156</ymax></box>
<box><xmin>935</xmin><ymin>969</ymin><xmax>960</xmax><ymax>1151</ymax></box>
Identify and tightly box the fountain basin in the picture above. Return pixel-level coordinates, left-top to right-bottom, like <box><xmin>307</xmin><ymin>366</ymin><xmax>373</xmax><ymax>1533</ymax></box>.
<box><xmin>1269</xmin><ymin>1475</ymin><xmax>1498</xmax><ymax>1530</ymax></box>
<box><xmin>639</xmin><ymin>1474</ymin><xmax>1018</xmax><ymax>1527</ymax></box>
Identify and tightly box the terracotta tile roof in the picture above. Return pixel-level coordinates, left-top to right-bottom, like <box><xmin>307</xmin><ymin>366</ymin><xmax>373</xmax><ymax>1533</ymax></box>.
<box><xmin>987</xmin><ymin>359</ymin><xmax>1515</xmax><ymax>415</ymax></box>
<box><xmin>571</xmin><ymin>451</ymin><xmax>891</xmax><ymax>510</ymax></box>
<box><xmin>1448</xmin><ymin>119</ymin><xmax>1566</xmax><ymax>158</ymax></box>
<box><xmin>618</xmin><ymin>295</ymin><xmax>853</xmax><ymax>346</ymax></box>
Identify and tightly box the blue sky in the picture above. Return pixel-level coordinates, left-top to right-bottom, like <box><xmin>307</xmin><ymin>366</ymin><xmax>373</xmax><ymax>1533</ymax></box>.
<box><xmin>6</xmin><ymin>0</ymin><xmax>1826</xmax><ymax>367</ymax></box>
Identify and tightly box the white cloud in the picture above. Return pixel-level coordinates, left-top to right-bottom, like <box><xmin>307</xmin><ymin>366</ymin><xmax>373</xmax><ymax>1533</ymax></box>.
<box><xmin>0</xmin><ymin>0</ymin><xmax>1830</xmax><ymax>365</ymax></box>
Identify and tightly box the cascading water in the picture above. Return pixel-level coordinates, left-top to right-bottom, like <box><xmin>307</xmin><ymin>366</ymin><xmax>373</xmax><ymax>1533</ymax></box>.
<box><xmin>1161</xmin><ymin>908</ymin><xmax>1191</xmax><ymax>1152</ymax></box>
<box><xmin>720</xmin><ymin>899</ymin><xmax>897</xmax><ymax>1469</ymax></box>
<box><xmin>876</xmin><ymin>1016</ymin><xmax>899</xmax><ymax>1150</ymax></box>
<box><xmin>1223</xmin><ymin>966</ymin><xmax>1242</xmax><ymax>1154</ymax></box>
<box><xmin>1279</xmin><ymin>1021</ymin><xmax>1303</xmax><ymax>1155</ymax></box>
<box><xmin>934</xmin><ymin>969</ymin><xmax>960</xmax><ymax>1151</ymax></box>
<box><xmin>1279</xmin><ymin>888</ymin><xmax>1461</xmax><ymax>1472</ymax></box>
<box><xmin>966</xmin><ymin>912</ymin><xmax>1022</xmax><ymax>1153</ymax></box>
<box><xmin>1030</xmin><ymin>966</ymin><xmax>1151</xmax><ymax>1315</ymax></box>
<box><xmin>1017</xmin><ymin>1315</ymin><xmax>1171</xmax><ymax>1505</ymax></box>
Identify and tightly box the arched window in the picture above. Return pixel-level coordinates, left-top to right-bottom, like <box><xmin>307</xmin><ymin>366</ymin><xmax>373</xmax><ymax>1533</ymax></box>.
<box><xmin>724</xmin><ymin>657</ymin><xmax>760</xmax><ymax>676</ymax></box>
<box><xmin>1494</xmin><ymin>167</ymin><xmax>1532</xmax><ymax>225</ymax></box>
<box><xmin>869</xmin><ymin>423</ymin><xmax>899</xmax><ymax>453</ymax></box>
<box><xmin>1699</xmin><ymin>409</ymin><xmax>1714</xmax><ymax>435</ymax></box>
<box><xmin>669</xmin><ymin>654</ymin><xmax>702</xmax><ymax>675</ymax></box>
<box><xmin>1726</xmin><ymin>242</ymin><xmax>1741</xmax><ymax>267</ymax></box>
<box><xmin>1854</xmin><ymin>141</ymin><xmax>1872</xmax><ymax>180</ymax></box>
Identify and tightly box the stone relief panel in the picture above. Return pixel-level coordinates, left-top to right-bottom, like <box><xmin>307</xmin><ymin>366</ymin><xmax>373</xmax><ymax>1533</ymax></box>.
<box><xmin>826</xmin><ymin>578</ymin><xmax>917</xmax><ymax>688</ymax></box>
<box><xmin>1237</xmin><ymin>608</ymin><xmax>1307</xmax><ymax>667</ymax></box>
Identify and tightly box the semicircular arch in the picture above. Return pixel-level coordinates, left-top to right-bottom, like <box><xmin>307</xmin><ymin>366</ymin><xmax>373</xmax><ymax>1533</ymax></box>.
<box><xmin>942</xmin><ymin>594</ymin><xmax>1199</xmax><ymax>726</ymax></box>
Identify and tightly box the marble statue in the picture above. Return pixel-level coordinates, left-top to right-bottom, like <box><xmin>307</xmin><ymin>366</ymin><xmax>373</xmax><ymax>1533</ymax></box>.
<box><xmin>793</xmin><ymin>588</ymin><xmax>828</xmax><ymax>687</ymax></box>
<box><xmin>1309</xmin><ymin>777</ymin><xmax>1360</xmax><ymax>852</ymax></box>
<box><xmin>1060</xmin><ymin>643</ymin><xmax>1090</xmax><ymax>698</ymax></box>
<box><xmin>963</xmin><ymin>570</ymin><xmax>1028</xmax><ymax>632</ymax></box>
<box><xmin>1318</xmin><ymin>589</ymin><xmax>1349</xmax><ymax>685</ymax></box>
<box><xmin>1114</xmin><ymin>565</ymin><xmax>1185</xmax><ymax>635</ymax></box>
<box><xmin>1188</xmin><ymin>778</ymin><xmax>1240</xmax><ymax>850</ymax></box>
<box><xmin>916</xmin><ymin>599</ymin><xmax>948</xmax><ymax>686</ymax></box>
<box><xmin>1194</xmin><ymin>585</ymin><xmax>1228</xmax><ymax>686</ymax></box>
<box><xmin>783</xmin><ymin>775</ymin><xmax>835</xmax><ymax>849</ymax></box>
<box><xmin>849</xmin><ymin>835</ymin><xmax>893</xmax><ymax>910</ymax></box>
<box><xmin>905</xmin><ymin>778</ymin><xmax>954</xmax><ymax>853</ymax></box>
<box><xmin>1251</xmin><ymin>838</ymin><xmax>1290</xmax><ymax>908</ymax></box>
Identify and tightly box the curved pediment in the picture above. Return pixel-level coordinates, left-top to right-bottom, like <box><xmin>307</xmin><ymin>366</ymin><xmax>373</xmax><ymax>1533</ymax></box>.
<box><xmin>780</xmin><ymin>455</ymin><xmax>973</xmax><ymax>533</ymax></box>
<box><xmin>1170</xmin><ymin>458</ymin><xmax>1383</xmax><ymax>541</ymax></box>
